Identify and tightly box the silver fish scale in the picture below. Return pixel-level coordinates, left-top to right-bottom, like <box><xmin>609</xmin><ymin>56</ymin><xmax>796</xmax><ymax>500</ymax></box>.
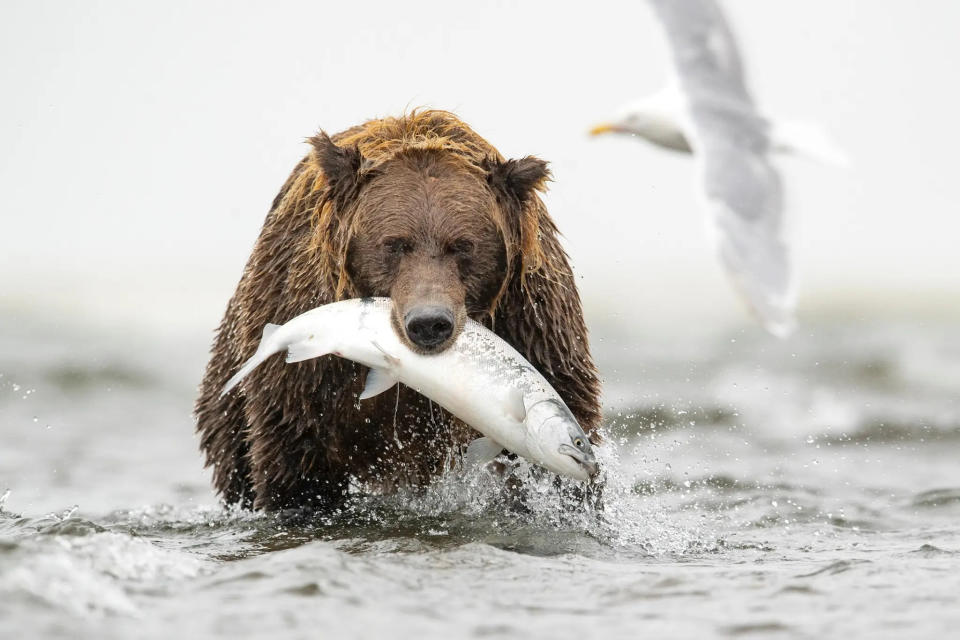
<box><xmin>456</xmin><ymin>322</ymin><xmax>552</xmax><ymax>399</ymax></box>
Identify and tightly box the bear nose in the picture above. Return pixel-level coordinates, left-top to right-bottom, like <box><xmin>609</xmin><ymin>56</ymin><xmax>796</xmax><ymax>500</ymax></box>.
<box><xmin>404</xmin><ymin>306</ymin><xmax>455</xmax><ymax>350</ymax></box>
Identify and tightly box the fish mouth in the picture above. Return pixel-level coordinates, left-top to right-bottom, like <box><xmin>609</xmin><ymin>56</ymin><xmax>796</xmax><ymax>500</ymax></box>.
<box><xmin>558</xmin><ymin>444</ymin><xmax>599</xmax><ymax>478</ymax></box>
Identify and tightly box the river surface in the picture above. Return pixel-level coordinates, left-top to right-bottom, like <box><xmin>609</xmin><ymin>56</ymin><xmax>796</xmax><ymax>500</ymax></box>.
<box><xmin>1</xmin><ymin>309</ymin><xmax>958</xmax><ymax>638</ymax></box>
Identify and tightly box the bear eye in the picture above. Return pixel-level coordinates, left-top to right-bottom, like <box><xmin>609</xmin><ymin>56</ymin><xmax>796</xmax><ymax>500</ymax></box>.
<box><xmin>448</xmin><ymin>239</ymin><xmax>474</xmax><ymax>255</ymax></box>
<box><xmin>384</xmin><ymin>237</ymin><xmax>413</xmax><ymax>255</ymax></box>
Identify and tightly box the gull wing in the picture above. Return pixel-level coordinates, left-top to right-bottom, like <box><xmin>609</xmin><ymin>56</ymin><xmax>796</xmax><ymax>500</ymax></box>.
<box><xmin>648</xmin><ymin>0</ymin><xmax>795</xmax><ymax>334</ymax></box>
<box><xmin>647</xmin><ymin>0</ymin><xmax>752</xmax><ymax>106</ymax></box>
<box><xmin>699</xmin><ymin>137</ymin><xmax>795</xmax><ymax>336</ymax></box>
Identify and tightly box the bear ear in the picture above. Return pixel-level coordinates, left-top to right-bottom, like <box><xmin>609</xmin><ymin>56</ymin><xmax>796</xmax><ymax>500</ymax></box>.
<box><xmin>309</xmin><ymin>131</ymin><xmax>367</xmax><ymax>203</ymax></box>
<box><xmin>482</xmin><ymin>156</ymin><xmax>551</xmax><ymax>206</ymax></box>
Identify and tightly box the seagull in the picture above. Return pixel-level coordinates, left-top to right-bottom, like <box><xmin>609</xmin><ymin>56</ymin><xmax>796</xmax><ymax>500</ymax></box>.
<box><xmin>591</xmin><ymin>0</ymin><xmax>846</xmax><ymax>337</ymax></box>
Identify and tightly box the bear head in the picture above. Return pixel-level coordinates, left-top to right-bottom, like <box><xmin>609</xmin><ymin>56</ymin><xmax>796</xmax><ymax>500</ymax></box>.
<box><xmin>309</xmin><ymin>130</ymin><xmax>550</xmax><ymax>353</ymax></box>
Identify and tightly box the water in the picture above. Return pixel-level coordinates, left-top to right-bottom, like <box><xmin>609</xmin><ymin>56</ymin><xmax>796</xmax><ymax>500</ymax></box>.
<box><xmin>1</xmin><ymin>310</ymin><xmax>959</xmax><ymax>638</ymax></box>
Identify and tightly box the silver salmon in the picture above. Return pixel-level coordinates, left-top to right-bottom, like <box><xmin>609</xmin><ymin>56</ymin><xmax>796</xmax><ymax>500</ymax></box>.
<box><xmin>222</xmin><ymin>297</ymin><xmax>598</xmax><ymax>481</ymax></box>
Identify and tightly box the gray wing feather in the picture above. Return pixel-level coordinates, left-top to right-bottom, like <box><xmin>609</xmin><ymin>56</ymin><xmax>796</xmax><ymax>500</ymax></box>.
<box><xmin>648</xmin><ymin>0</ymin><xmax>751</xmax><ymax>103</ymax></box>
<box><xmin>704</xmin><ymin>142</ymin><xmax>794</xmax><ymax>336</ymax></box>
<box><xmin>648</xmin><ymin>0</ymin><xmax>794</xmax><ymax>333</ymax></box>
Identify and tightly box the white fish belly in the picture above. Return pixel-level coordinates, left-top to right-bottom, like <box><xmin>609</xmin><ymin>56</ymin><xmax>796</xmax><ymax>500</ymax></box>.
<box><xmin>322</xmin><ymin>308</ymin><xmax>533</xmax><ymax>458</ymax></box>
<box><xmin>397</xmin><ymin>353</ymin><xmax>529</xmax><ymax>456</ymax></box>
<box><xmin>240</xmin><ymin>298</ymin><xmax>565</xmax><ymax>467</ymax></box>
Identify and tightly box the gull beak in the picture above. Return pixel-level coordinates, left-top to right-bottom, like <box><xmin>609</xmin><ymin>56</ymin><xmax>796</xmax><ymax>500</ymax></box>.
<box><xmin>589</xmin><ymin>122</ymin><xmax>617</xmax><ymax>136</ymax></box>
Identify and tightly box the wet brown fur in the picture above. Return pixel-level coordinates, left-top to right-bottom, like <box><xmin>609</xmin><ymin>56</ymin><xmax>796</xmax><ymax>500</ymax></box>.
<box><xmin>195</xmin><ymin>110</ymin><xmax>601</xmax><ymax>511</ymax></box>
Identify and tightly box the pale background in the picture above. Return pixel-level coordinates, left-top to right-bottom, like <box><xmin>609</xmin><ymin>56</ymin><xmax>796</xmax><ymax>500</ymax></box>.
<box><xmin>2</xmin><ymin>0</ymin><xmax>958</xmax><ymax>336</ymax></box>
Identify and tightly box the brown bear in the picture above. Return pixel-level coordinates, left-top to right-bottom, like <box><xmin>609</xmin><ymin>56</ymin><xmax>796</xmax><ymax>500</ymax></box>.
<box><xmin>195</xmin><ymin>110</ymin><xmax>601</xmax><ymax>511</ymax></box>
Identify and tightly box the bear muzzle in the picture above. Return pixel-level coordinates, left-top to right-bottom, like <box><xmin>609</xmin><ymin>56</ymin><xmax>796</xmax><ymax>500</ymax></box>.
<box><xmin>403</xmin><ymin>306</ymin><xmax>455</xmax><ymax>350</ymax></box>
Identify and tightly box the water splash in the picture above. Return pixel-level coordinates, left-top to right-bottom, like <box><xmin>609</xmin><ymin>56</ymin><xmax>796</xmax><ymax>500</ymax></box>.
<box><xmin>294</xmin><ymin>434</ymin><xmax>722</xmax><ymax>559</ymax></box>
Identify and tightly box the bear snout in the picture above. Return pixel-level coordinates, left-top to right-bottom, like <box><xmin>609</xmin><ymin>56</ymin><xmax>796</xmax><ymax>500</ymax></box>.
<box><xmin>388</xmin><ymin>253</ymin><xmax>467</xmax><ymax>354</ymax></box>
<box><xmin>404</xmin><ymin>306</ymin><xmax>455</xmax><ymax>351</ymax></box>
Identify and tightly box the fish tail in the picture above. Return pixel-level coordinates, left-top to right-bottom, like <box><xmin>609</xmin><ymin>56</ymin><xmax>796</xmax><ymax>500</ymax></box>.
<box><xmin>220</xmin><ymin>323</ymin><xmax>283</xmax><ymax>396</ymax></box>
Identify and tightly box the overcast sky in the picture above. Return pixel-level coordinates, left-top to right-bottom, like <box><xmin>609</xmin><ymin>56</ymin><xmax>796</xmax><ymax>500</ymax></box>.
<box><xmin>2</xmin><ymin>0</ymin><xmax>958</xmax><ymax>331</ymax></box>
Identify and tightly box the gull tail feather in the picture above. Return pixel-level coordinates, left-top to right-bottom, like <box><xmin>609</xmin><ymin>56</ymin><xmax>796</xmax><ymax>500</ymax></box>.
<box><xmin>771</xmin><ymin>120</ymin><xmax>849</xmax><ymax>168</ymax></box>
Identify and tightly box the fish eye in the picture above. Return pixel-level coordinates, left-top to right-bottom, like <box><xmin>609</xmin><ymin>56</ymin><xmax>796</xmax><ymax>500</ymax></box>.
<box><xmin>574</xmin><ymin>437</ymin><xmax>584</xmax><ymax>449</ymax></box>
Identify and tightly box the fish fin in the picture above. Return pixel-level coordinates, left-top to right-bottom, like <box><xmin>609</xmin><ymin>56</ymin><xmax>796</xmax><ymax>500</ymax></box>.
<box><xmin>370</xmin><ymin>340</ymin><xmax>402</xmax><ymax>369</ymax></box>
<box><xmin>359</xmin><ymin>367</ymin><xmax>398</xmax><ymax>400</ymax></box>
<box><xmin>504</xmin><ymin>387</ymin><xmax>527</xmax><ymax>422</ymax></box>
<box><xmin>285</xmin><ymin>339</ymin><xmax>333</xmax><ymax>364</ymax></box>
<box><xmin>221</xmin><ymin>324</ymin><xmax>286</xmax><ymax>396</ymax></box>
<box><xmin>262</xmin><ymin>323</ymin><xmax>280</xmax><ymax>340</ymax></box>
<box><xmin>464</xmin><ymin>437</ymin><xmax>505</xmax><ymax>468</ymax></box>
<box><xmin>222</xmin><ymin>360</ymin><xmax>258</xmax><ymax>397</ymax></box>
